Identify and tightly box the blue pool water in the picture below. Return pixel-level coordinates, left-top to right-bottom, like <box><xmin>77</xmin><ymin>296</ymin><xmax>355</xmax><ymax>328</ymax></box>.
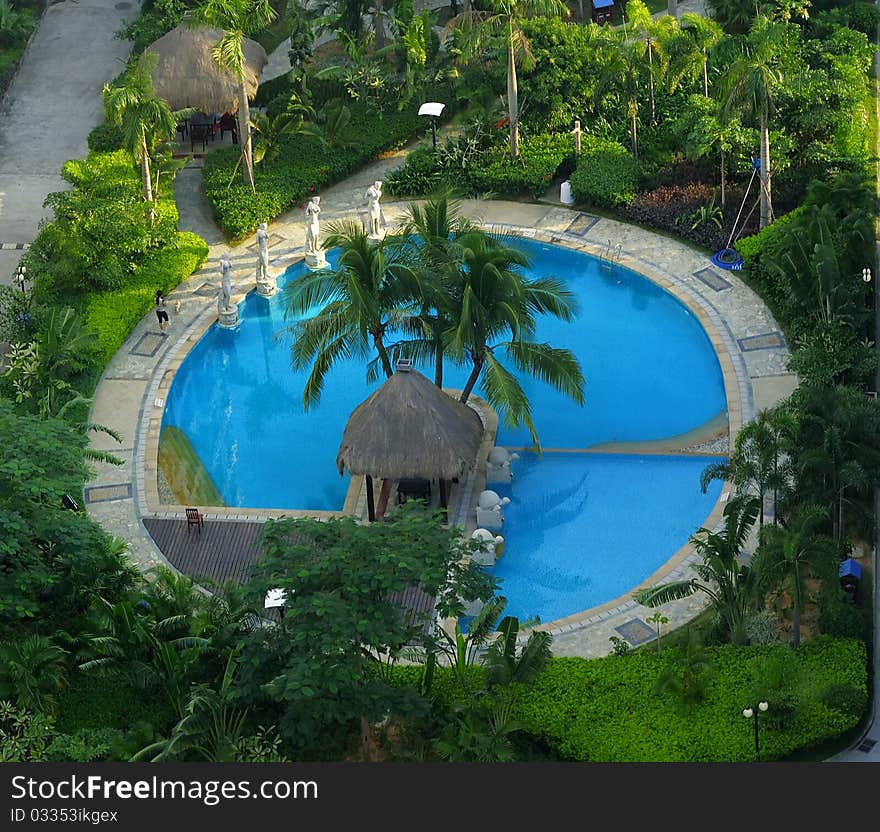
<box><xmin>163</xmin><ymin>239</ymin><xmax>727</xmax><ymax>619</ymax></box>
<box><xmin>490</xmin><ymin>453</ymin><xmax>724</xmax><ymax>623</ymax></box>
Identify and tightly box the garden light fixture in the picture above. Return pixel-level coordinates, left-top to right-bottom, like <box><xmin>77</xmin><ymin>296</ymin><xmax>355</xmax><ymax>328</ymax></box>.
<box><xmin>419</xmin><ymin>102</ymin><xmax>445</xmax><ymax>150</ymax></box>
<box><xmin>742</xmin><ymin>701</ymin><xmax>769</xmax><ymax>762</ymax></box>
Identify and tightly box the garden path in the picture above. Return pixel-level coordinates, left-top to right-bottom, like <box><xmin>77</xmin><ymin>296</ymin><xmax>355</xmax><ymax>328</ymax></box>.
<box><xmin>0</xmin><ymin>0</ymin><xmax>138</xmax><ymax>288</ymax></box>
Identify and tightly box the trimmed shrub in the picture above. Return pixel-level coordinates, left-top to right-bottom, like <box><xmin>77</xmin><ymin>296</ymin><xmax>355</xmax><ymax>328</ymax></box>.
<box><xmin>569</xmin><ymin>137</ymin><xmax>638</xmax><ymax>208</ymax></box>
<box><xmin>85</xmin><ymin>231</ymin><xmax>208</xmax><ymax>361</ymax></box>
<box><xmin>87</xmin><ymin>122</ymin><xmax>125</xmax><ymax>153</ymax></box>
<box><xmin>468</xmin><ymin>133</ymin><xmax>574</xmax><ymax>199</ymax></box>
<box><xmin>818</xmin><ymin>598</ymin><xmax>868</xmax><ymax>640</ymax></box>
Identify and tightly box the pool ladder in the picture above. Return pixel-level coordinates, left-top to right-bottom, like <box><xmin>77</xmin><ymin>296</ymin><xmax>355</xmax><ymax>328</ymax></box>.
<box><xmin>600</xmin><ymin>240</ymin><xmax>622</xmax><ymax>273</ymax></box>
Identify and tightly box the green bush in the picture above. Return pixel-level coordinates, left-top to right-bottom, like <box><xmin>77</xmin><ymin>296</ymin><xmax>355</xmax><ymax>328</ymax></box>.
<box><xmin>569</xmin><ymin>137</ymin><xmax>638</xmax><ymax>208</ymax></box>
<box><xmin>85</xmin><ymin>231</ymin><xmax>208</xmax><ymax>361</ymax></box>
<box><xmin>818</xmin><ymin>598</ymin><xmax>868</xmax><ymax>640</ymax></box>
<box><xmin>87</xmin><ymin>122</ymin><xmax>125</xmax><ymax>153</ymax></box>
<box><xmin>468</xmin><ymin>133</ymin><xmax>574</xmax><ymax>199</ymax></box>
<box><xmin>204</xmin><ymin>91</ymin><xmax>452</xmax><ymax>240</ymax></box>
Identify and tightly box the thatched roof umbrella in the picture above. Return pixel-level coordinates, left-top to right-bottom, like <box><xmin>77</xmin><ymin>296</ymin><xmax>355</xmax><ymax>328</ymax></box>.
<box><xmin>337</xmin><ymin>362</ymin><xmax>483</xmax><ymax>521</ymax></box>
<box><xmin>141</xmin><ymin>25</ymin><xmax>267</xmax><ymax>114</ymax></box>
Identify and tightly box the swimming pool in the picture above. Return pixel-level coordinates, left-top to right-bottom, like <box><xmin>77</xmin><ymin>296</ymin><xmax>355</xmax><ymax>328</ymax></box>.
<box><xmin>162</xmin><ymin>238</ymin><xmax>728</xmax><ymax>620</ymax></box>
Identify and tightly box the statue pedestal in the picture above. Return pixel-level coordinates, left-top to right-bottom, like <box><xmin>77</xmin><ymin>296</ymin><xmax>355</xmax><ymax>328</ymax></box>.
<box><xmin>217</xmin><ymin>307</ymin><xmax>239</xmax><ymax>329</ymax></box>
<box><xmin>304</xmin><ymin>250</ymin><xmax>327</xmax><ymax>270</ymax></box>
<box><xmin>256</xmin><ymin>280</ymin><xmax>276</xmax><ymax>297</ymax></box>
<box><xmin>367</xmin><ymin>230</ymin><xmax>386</xmax><ymax>243</ymax></box>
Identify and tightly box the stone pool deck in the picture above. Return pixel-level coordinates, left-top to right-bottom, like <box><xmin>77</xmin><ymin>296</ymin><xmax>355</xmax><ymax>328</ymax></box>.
<box><xmin>86</xmin><ymin>161</ymin><xmax>795</xmax><ymax>658</ymax></box>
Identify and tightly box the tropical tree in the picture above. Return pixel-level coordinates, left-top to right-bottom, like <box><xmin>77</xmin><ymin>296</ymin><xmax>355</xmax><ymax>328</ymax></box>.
<box><xmin>447</xmin><ymin>231</ymin><xmax>585</xmax><ymax>447</ymax></box>
<box><xmin>719</xmin><ymin>15</ymin><xmax>787</xmax><ymax>228</ymax></box>
<box><xmin>282</xmin><ymin>220</ymin><xmax>422</xmax><ymax>407</ymax></box>
<box><xmin>635</xmin><ymin>495</ymin><xmax>760</xmax><ymax>644</ymax></box>
<box><xmin>398</xmin><ymin>193</ymin><xmax>479</xmax><ymax>387</ymax></box>
<box><xmin>752</xmin><ymin>505</ymin><xmax>836</xmax><ymax>648</ymax></box>
<box><xmin>654</xmin><ymin>630</ymin><xmax>714</xmax><ymax>711</ymax></box>
<box><xmin>250</xmin><ymin>96</ymin><xmax>317</xmax><ymax>166</ymax></box>
<box><xmin>102</xmin><ymin>61</ymin><xmax>180</xmax><ymax>205</ymax></box>
<box><xmin>597</xmin><ymin>31</ymin><xmax>647</xmax><ymax>158</ymax></box>
<box><xmin>669</xmin><ymin>13</ymin><xmax>724</xmax><ymax>98</ymax></box>
<box><xmin>624</xmin><ymin>0</ymin><xmax>679</xmax><ymax>123</ymax></box>
<box><xmin>433</xmin><ymin>696</ymin><xmax>521</xmax><ymax>761</ymax></box>
<box><xmin>0</xmin><ymin>637</ymin><xmax>68</xmax><ymax>715</ymax></box>
<box><xmin>700</xmin><ymin>409</ymin><xmax>788</xmax><ymax>526</ymax></box>
<box><xmin>483</xmin><ymin>615</ymin><xmax>552</xmax><ymax>688</ymax></box>
<box><xmin>468</xmin><ymin>0</ymin><xmax>570</xmax><ymax>159</ymax></box>
<box><xmin>189</xmin><ymin>0</ymin><xmax>277</xmax><ymax>193</ymax></box>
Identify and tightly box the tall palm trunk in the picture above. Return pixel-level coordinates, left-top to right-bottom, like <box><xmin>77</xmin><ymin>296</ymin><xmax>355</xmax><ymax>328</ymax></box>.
<box><xmin>374</xmin><ymin>0</ymin><xmax>385</xmax><ymax>48</ymax></box>
<box><xmin>238</xmin><ymin>80</ymin><xmax>255</xmax><ymax>193</ymax></box>
<box><xmin>702</xmin><ymin>59</ymin><xmax>709</xmax><ymax>98</ymax></box>
<box><xmin>720</xmin><ymin>148</ymin><xmax>726</xmax><ymax>207</ymax></box>
<box><xmin>759</xmin><ymin>105</ymin><xmax>771</xmax><ymax>228</ymax></box>
<box><xmin>507</xmin><ymin>27</ymin><xmax>520</xmax><ymax>160</ymax></box>
<box><xmin>791</xmin><ymin>592</ymin><xmax>801</xmax><ymax>648</ymax></box>
<box><xmin>667</xmin><ymin>0</ymin><xmax>677</xmax><ymax>17</ymax></box>
<box><xmin>140</xmin><ymin>125</ymin><xmax>154</xmax><ymax>204</ymax></box>
<box><xmin>459</xmin><ymin>354</ymin><xmax>484</xmax><ymax>403</ymax></box>
<box><xmin>434</xmin><ymin>341</ymin><xmax>444</xmax><ymax>388</ymax></box>
<box><xmin>647</xmin><ymin>42</ymin><xmax>656</xmax><ymax>123</ymax></box>
<box><xmin>374</xmin><ymin>332</ymin><xmax>394</xmax><ymax>378</ymax></box>
<box><xmin>629</xmin><ymin>106</ymin><xmax>639</xmax><ymax>159</ymax></box>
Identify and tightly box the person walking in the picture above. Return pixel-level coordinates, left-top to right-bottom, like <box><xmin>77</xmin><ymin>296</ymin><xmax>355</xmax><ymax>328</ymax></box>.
<box><xmin>155</xmin><ymin>289</ymin><xmax>169</xmax><ymax>334</ymax></box>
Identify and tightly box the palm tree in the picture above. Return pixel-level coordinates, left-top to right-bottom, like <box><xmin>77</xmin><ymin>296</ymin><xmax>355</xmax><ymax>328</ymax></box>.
<box><xmin>282</xmin><ymin>220</ymin><xmax>422</xmax><ymax>407</ymax></box>
<box><xmin>190</xmin><ymin>0</ymin><xmax>277</xmax><ymax>193</ymax></box>
<box><xmin>473</xmin><ymin>0</ymin><xmax>570</xmax><ymax>160</ymax></box>
<box><xmin>447</xmin><ymin>231</ymin><xmax>585</xmax><ymax>447</ymax></box>
<box><xmin>719</xmin><ymin>15</ymin><xmax>786</xmax><ymax>229</ymax></box>
<box><xmin>701</xmin><ymin>409</ymin><xmax>785</xmax><ymax>526</ymax></box>
<box><xmin>0</xmin><ymin>636</ymin><xmax>68</xmax><ymax>714</ymax></box>
<box><xmin>625</xmin><ymin>0</ymin><xmax>678</xmax><ymax>124</ymax></box>
<box><xmin>101</xmin><ymin>61</ymin><xmax>180</xmax><ymax>205</ymax></box>
<box><xmin>597</xmin><ymin>31</ymin><xmax>646</xmax><ymax>159</ymax></box>
<box><xmin>635</xmin><ymin>495</ymin><xmax>760</xmax><ymax>644</ymax></box>
<box><xmin>669</xmin><ymin>13</ymin><xmax>723</xmax><ymax>98</ymax></box>
<box><xmin>399</xmin><ymin>193</ymin><xmax>479</xmax><ymax>387</ymax></box>
<box><xmin>250</xmin><ymin>96</ymin><xmax>317</xmax><ymax>167</ymax></box>
<box><xmin>752</xmin><ymin>505</ymin><xmax>836</xmax><ymax>648</ymax></box>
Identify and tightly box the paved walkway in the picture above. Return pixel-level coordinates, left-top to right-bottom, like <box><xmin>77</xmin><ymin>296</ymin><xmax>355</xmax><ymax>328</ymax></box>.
<box><xmin>86</xmin><ymin>131</ymin><xmax>795</xmax><ymax>656</ymax></box>
<box><xmin>0</xmin><ymin>0</ymin><xmax>137</xmax><ymax>288</ymax></box>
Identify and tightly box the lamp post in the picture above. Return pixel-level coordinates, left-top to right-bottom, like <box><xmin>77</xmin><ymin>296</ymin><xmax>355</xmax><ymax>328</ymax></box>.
<box><xmin>742</xmin><ymin>701</ymin><xmax>768</xmax><ymax>761</ymax></box>
<box><xmin>418</xmin><ymin>102</ymin><xmax>445</xmax><ymax>150</ymax></box>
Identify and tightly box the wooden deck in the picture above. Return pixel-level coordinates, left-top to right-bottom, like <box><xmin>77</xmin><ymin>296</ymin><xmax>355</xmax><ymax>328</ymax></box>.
<box><xmin>142</xmin><ymin>517</ymin><xmax>436</xmax><ymax>620</ymax></box>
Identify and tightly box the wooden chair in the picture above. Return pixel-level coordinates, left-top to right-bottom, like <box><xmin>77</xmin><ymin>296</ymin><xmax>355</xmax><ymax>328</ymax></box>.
<box><xmin>185</xmin><ymin>507</ymin><xmax>204</xmax><ymax>534</ymax></box>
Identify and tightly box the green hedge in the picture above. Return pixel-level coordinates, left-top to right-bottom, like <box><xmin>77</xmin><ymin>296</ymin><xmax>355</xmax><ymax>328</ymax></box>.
<box><xmin>87</xmin><ymin>122</ymin><xmax>125</xmax><ymax>153</ymax></box>
<box><xmin>204</xmin><ymin>91</ymin><xmax>453</xmax><ymax>240</ymax></box>
<box><xmin>468</xmin><ymin>133</ymin><xmax>575</xmax><ymax>199</ymax></box>
<box><xmin>85</xmin><ymin>231</ymin><xmax>208</xmax><ymax>362</ymax></box>
<box><xmin>569</xmin><ymin>137</ymin><xmax>639</xmax><ymax>208</ymax></box>
<box><xmin>394</xmin><ymin>636</ymin><xmax>867</xmax><ymax>761</ymax></box>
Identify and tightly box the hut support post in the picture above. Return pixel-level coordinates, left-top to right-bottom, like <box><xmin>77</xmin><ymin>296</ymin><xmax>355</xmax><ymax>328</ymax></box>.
<box><xmin>365</xmin><ymin>475</ymin><xmax>376</xmax><ymax>522</ymax></box>
<box><xmin>439</xmin><ymin>479</ymin><xmax>448</xmax><ymax>523</ymax></box>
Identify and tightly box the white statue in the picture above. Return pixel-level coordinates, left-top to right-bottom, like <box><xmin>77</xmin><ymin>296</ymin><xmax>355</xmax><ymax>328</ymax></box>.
<box><xmin>476</xmin><ymin>489</ymin><xmax>510</xmax><ymax>531</ymax></box>
<box><xmin>218</xmin><ymin>253</ymin><xmax>233</xmax><ymax>313</ymax></box>
<box><xmin>470</xmin><ymin>528</ymin><xmax>505</xmax><ymax>567</ymax></box>
<box><xmin>365</xmin><ymin>180</ymin><xmax>383</xmax><ymax>237</ymax></box>
<box><xmin>486</xmin><ymin>446</ymin><xmax>520</xmax><ymax>484</ymax></box>
<box><xmin>305</xmin><ymin>196</ymin><xmax>321</xmax><ymax>254</ymax></box>
<box><xmin>255</xmin><ymin>222</ymin><xmax>274</xmax><ymax>293</ymax></box>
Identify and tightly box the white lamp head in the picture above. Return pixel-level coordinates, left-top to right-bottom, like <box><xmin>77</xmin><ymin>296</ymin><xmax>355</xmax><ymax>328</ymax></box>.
<box><xmin>742</xmin><ymin>708</ymin><xmax>753</xmax><ymax>719</ymax></box>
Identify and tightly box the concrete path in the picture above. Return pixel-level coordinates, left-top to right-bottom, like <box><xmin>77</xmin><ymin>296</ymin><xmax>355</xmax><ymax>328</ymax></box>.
<box><xmin>0</xmin><ymin>0</ymin><xmax>137</xmax><ymax>288</ymax></box>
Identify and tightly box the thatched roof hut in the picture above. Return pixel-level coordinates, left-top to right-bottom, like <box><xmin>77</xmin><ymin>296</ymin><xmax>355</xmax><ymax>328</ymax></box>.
<box><xmin>337</xmin><ymin>362</ymin><xmax>483</xmax><ymax>520</ymax></box>
<box><xmin>142</xmin><ymin>25</ymin><xmax>268</xmax><ymax>114</ymax></box>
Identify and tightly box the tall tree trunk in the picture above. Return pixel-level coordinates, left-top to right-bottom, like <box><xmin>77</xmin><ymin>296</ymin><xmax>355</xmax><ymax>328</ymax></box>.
<box><xmin>459</xmin><ymin>355</ymin><xmax>484</xmax><ymax>403</ymax></box>
<box><xmin>140</xmin><ymin>126</ymin><xmax>154</xmax><ymax>204</ymax></box>
<box><xmin>759</xmin><ymin>106</ymin><xmax>771</xmax><ymax>228</ymax></box>
<box><xmin>667</xmin><ymin>0</ymin><xmax>677</xmax><ymax>17</ymax></box>
<box><xmin>434</xmin><ymin>342</ymin><xmax>444</xmax><ymax>388</ymax></box>
<box><xmin>703</xmin><ymin>59</ymin><xmax>709</xmax><ymax>98</ymax></box>
<box><xmin>647</xmin><ymin>43</ymin><xmax>656</xmax><ymax>123</ymax></box>
<box><xmin>239</xmin><ymin>81</ymin><xmax>255</xmax><ymax>194</ymax></box>
<box><xmin>577</xmin><ymin>0</ymin><xmax>584</xmax><ymax>20</ymax></box>
<box><xmin>791</xmin><ymin>598</ymin><xmax>800</xmax><ymax>648</ymax></box>
<box><xmin>758</xmin><ymin>484</ymin><xmax>765</xmax><ymax>527</ymax></box>
<box><xmin>720</xmin><ymin>148</ymin><xmax>726</xmax><ymax>207</ymax></box>
<box><xmin>374</xmin><ymin>0</ymin><xmax>386</xmax><ymax>49</ymax></box>
<box><xmin>463</xmin><ymin>0</ymin><xmax>471</xmax><ymax>15</ymax></box>
<box><xmin>838</xmin><ymin>486</ymin><xmax>845</xmax><ymax>542</ymax></box>
<box><xmin>507</xmin><ymin>30</ymin><xmax>520</xmax><ymax>160</ymax></box>
<box><xmin>374</xmin><ymin>334</ymin><xmax>394</xmax><ymax>379</ymax></box>
<box><xmin>630</xmin><ymin>109</ymin><xmax>639</xmax><ymax>160</ymax></box>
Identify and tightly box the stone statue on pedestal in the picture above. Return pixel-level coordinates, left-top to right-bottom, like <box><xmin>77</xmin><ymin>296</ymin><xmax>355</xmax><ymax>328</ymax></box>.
<box><xmin>304</xmin><ymin>196</ymin><xmax>327</xmax><ymax>269</ymax></box>
<box><xmin>365</xmin><ymin>180</ymin><xmax>383</xmax><ymax>238</ymax></box>
<box><xmin>217</xmin><ymin>253</ymin><xmax>239</xmax><ymax>328</ymax></box>
<box><xmin>255</xmin><ymin>222</ymin><xmax>275</xmax><ymax>296</ymax></box>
